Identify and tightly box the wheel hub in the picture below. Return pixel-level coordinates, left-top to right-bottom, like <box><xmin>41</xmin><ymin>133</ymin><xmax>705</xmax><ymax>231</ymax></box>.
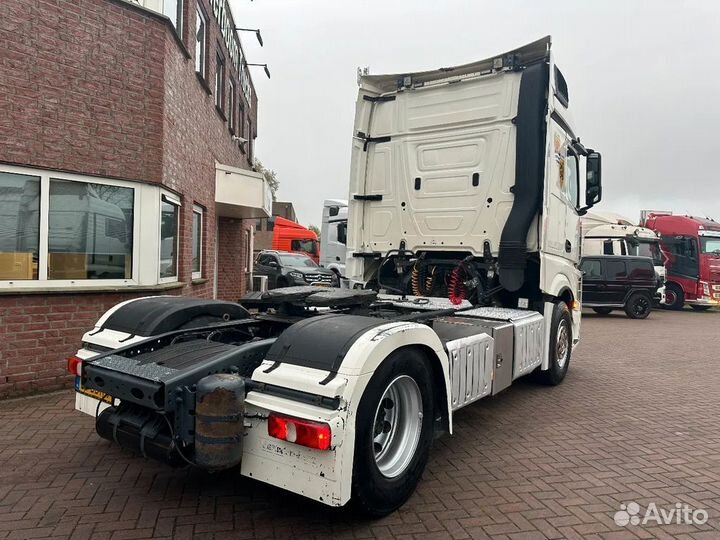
<box><xmin>372</xmin><ymin>375</ymin><xmax>423</xmax><ymax>478</ymax></box>
<box><xmin>556</xmin><ymin>320</ymin><xmax>569</xmax><ymax>369</ymax></box>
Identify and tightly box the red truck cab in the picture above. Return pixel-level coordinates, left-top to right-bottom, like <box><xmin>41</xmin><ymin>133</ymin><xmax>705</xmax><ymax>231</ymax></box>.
<box><xmin>271</xmin><ymin>216</ymin><xmax>320</xmax><ymax>263</ymax></box>
<box><xmin>642</xmin><ymin>213</ymin><xmax>720</xmax><ymax>310</ymax></box>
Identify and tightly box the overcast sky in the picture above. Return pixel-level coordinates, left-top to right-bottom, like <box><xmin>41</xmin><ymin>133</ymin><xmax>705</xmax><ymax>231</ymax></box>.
<box><xmin>231</xmin><ymin>0</ymin><xmax>720</xmax><ymax>227</ymax></box>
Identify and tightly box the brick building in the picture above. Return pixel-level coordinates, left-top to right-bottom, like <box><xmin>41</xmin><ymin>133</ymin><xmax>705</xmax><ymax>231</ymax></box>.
<box><xmin>0</xmin><ymin>0</ymin><xmax>271</xmax><ymax>397</ymax></box>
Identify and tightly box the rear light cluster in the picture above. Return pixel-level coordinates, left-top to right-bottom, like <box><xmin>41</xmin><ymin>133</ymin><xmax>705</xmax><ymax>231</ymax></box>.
<box><xmin>67</xmin><ymin>356</ymin><xmax>83</xmax><ymax>377</ymax></box>
<box><xmin>268</xmin><ymin>413</ymin><xmax>332</xmax><ymax>451</ymax></box>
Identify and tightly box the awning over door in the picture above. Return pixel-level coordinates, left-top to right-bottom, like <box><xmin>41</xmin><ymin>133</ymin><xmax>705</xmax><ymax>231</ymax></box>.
<box><xmin>215</xmin><ymin>163</ymin><xmax>271</xmax><ymax>219</ymax></box>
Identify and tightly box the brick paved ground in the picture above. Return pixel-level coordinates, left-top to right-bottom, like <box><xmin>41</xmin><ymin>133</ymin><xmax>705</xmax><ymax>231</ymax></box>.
<box><xmin>1</xmin><ymin>309</ymin><xmax>719</xmax><ymax>540</ymax></box>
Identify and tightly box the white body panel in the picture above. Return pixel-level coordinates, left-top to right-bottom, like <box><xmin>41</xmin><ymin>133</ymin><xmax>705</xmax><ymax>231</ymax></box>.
<box><xmin>346</xmin><ymin>70</ymin><xmax>536</xmax><ymax>281</ymax></box>
<box><xmin>242</xmin><ymin>321</ymin><xmax>451</xmax><ymax>506</ymax></box>
<box><xmin>320</xmin><ymin>199</ymin><xmax>348</xmax><ymax>276</ymax></box>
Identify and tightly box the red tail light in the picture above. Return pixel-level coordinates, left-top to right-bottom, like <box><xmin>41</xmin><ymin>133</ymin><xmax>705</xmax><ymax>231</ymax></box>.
<box><xmin>268</xmin><ymin>413</ymin><xmax>332</xmax><ymax>451</ymax></box>
<box><xmin>67</xmin><ymin>356</ymin><xmax>83</xmax><ymax>377</ymax></box>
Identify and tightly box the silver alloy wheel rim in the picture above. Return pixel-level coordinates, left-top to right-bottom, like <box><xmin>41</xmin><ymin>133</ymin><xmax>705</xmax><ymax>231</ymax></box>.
<box><xmin>372</xmin><ymin>375</ymin><xmax>423</xmax><ymax>478</ymax></box>
<box><xmin>556</xmin><ymin>319</ymin><xmax>569</xmax><ymax>369</ymax></box>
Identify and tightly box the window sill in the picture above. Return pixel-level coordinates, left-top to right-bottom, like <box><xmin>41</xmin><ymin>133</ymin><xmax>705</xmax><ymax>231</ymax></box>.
<box><xmin>196</xmin><ymin>71</ymin><xmax>212</xmax><ymax>95</ymax></box>
<box><xmin>192</xmin><ymin>277</ymin><xmax>208</xmax><ymax>285</ymax></box>
<box><xmin>0</xmin><ymin>281</ymin><xmax>186</xmax><ymax>296</ymax></box>
<box><xmin>215</xmin><ymin>105</ymin><xmax>227</xmax><ymax>121</ymax></box>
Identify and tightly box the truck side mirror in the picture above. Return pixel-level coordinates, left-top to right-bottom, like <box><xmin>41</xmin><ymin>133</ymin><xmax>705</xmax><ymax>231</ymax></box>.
<box><xmin>585</xmin><ymin>152</ymin><xmax>602</xmax><ymax>207</ymax></box>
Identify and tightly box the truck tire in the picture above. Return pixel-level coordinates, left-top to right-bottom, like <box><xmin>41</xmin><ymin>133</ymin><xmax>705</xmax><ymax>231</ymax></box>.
<box><xmin>592</xmin><ymin>307</ymin><xmax>613</xmax><ymax>315</ymax></box>
<box><xmin>690</xmin><ymin>305</ymin><xmax>712</xmax><ymax>312</ymax></box>
<box><xmin>664</xmin><ymin>283</ymin><xmax>684</xmax><ymax>310</ymax></box>
<box><xmin>352</xmin><ymin>348</ymin><xmax>435</xmax><ymax>516</ymax></box>
<box><xmin>624</xmin><ymin>292</ymin><xmax>651</xmax><ymax>319</ymax></box>
<box><xmin>537</xmin><ymin>302</ymin><xmax>572</xmax><ymax>386</ymax></box>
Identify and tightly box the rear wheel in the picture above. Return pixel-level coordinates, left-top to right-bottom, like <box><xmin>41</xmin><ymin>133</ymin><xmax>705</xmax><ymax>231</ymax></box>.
<box><xmin>352</xmin><ymin>348</ymin><xmax>435</xmax><ymax>516</ymax></box>
<box><xmin>691</xmin><ymin>305</ymin><xmax>712</xmax><ymax>312</ymax></box>
<box><xmin>592</xmin><ymin>307</ymin><xmax>613</xmax><ymax>315</ymax></box>
<box><xmin>625</xmin><ymin>293</ymin><xmax>651</xmax><ymax>319</ymax></box>
<box><xmin>664</xmin><ymin>283</ymin><xmax>684</xmax><ymax>310</ymax></box>
<box><xmin>537</xmin><ymin>302</ymin><xmax>572</xmax><ymax>386</ymax></box>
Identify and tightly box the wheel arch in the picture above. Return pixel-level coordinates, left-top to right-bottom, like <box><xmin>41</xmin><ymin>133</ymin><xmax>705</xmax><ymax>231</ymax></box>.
<box><xmin>340</xmin><ymin>323</ymin><xmax>453</xmax><ymax>435</ymax></box>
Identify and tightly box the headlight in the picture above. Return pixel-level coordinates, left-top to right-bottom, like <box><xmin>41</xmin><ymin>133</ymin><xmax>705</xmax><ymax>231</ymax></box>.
<box><xmin>288</xmin><ymin>271</ymin><xmax>303</xmax><ymax>280</ymax></box>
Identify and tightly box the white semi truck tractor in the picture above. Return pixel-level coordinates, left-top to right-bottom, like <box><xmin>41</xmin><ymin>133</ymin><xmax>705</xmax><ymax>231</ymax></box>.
<box><xmin>69</xmin><ymin>36</ymin><xmax>602</xmax><ymax>516</ymax></box>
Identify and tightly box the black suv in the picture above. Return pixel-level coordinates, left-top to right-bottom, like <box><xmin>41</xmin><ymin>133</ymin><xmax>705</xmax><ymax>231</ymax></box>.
<box><xmin>254</xmin><ymin>250</ymin><xmax>338</xmax><ymax>289</ymax></box>
<box><xmin>580</xmin><ymin>256</ymin><xmax>661</xmax><ymax>319</ymax></box>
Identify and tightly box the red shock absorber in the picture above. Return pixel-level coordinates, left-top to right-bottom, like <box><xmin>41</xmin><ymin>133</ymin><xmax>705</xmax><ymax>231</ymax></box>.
<box><xmin>448</xmin><ymin>266</ymin><xmax>467</xmax><ymax>305</ymax></box>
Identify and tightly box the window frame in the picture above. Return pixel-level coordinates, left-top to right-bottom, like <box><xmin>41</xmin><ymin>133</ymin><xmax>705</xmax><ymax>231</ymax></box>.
<box><xmin>192</xmin><ymin>205</ymin><xmax>203</xmax><ymax>279</ymax></box>
<box><xmin>215</xmin><ymin>50</ymin><xmax>225</xmax><ymax>112</ymax></box>
<box><xmin>164</xmin><ymin>0</ymin><xmax>184</xmax><ymax>35</ymax></box>
<box><xmin>195</xmin><ymin>4</ymin><xmax>207</xmax><ymax>78</ymax></box>
<box><xmin>228</xmin><ymin>78</ymin><xmax>236</xmax><ymax>133</ymax></box>
<box><xmin>0</xmin><ymin>164</ymin><xmax>142</xmax><ymax>289</ymax></box>
<box><xmin>159</xmin><ymin>192</ymin><xmax>181</xmax><ymax>284</ymax></box>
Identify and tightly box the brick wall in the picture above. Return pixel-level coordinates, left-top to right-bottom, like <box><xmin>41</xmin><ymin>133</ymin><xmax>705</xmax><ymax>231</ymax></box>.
<box><xmin>160</xmin><ymin>1</ymin><xmax>256</xmax><ymax>301</ymax></box>
<box><xmin>0</xmin><ymin>290</ymin><xmax>183</xmax><ymax>398</ymax></box>
<box><xmin>0</xmin><ymin>0</ymin><xmax>262</xmax><ymax>399</ymax></box>
<box><xmin>0</xmin><ymin>0</ymin><xmax>165</xmax><ymax>184</ymax></box>
<box><xmin>216</xmin><ymin>217</ymin><xmax>251</xmax><ymax>301</ymax></box>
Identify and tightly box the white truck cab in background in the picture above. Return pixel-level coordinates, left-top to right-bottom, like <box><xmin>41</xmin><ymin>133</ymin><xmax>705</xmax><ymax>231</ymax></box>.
<box><xmin>320</xmin><ymin>199</ymin><xmax>348</xmax><ymax>276</ymax></box>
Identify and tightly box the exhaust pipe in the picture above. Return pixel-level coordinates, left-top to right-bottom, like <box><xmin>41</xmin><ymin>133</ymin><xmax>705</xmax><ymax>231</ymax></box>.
<box><xmin>498</xmin><ymin>61</ymin><xmax>549</xmax><ymax>292</ymax></box>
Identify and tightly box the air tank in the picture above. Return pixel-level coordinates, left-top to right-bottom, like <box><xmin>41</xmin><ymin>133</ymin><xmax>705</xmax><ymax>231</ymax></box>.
<box><xmin>194</xmin><ymin>373</ymin><xmax>245</xmax><ymax>470</ymax></box>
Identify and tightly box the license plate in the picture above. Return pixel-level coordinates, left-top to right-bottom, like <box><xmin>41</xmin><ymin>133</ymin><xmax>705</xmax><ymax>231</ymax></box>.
<box><xmin>75</xmin><ymin>377</ymin><xmax>113</xmax><ymax>404</ymax></box>
<box><xmin>311</xmin><ymin>282</ymin><xmax>331</xmax><ymax>287</ymax></box>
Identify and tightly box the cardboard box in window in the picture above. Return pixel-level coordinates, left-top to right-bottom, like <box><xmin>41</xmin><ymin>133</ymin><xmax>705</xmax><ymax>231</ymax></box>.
<box><xmin>0</xmin><ymin>252</ymin><xmax>34</xmax><ymax>280</ymax></box>
<box><xmin>48</xmin><ymin>253</ymin><xmax>87</xmax><ymax>279</ymax></box>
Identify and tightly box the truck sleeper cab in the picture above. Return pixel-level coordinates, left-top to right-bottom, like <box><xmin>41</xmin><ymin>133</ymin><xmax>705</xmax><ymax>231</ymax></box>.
<box><xmin>71</xmin><ymin>37</ymin><xmax>603</xmax><ymax>516</ymax></box>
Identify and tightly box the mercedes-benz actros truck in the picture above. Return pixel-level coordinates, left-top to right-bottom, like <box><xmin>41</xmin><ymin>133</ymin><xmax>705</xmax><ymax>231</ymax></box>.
<box><xmin>68</xmin><ymin>36</ymin><xmax>602</xmax><ymax>516</ymax></box>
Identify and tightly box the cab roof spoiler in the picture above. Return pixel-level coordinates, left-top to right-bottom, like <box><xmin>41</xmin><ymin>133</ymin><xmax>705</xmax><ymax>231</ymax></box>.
<box><xmin>359</xmin><ymin>35</ymin><xmax>551</xmax><ymax>93</ymax></box>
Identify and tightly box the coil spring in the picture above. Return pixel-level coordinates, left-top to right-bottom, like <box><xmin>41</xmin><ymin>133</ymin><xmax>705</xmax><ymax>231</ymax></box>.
<box><xmin>411</xmin><ymin>262</ymin><xmax>435</xmax><ymax>297</ymax></box>
<box><xmin>448</xmin><ymin>266</ymin><xmax>467</xmax><ymax>305</ymax></box>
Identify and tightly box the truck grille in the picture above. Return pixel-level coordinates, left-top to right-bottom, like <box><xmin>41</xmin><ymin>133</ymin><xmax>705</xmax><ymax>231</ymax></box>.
<box><xmin>303</xmin><ymin>273</ymin><xmax>334</xmax><ymax>284</ymax></box>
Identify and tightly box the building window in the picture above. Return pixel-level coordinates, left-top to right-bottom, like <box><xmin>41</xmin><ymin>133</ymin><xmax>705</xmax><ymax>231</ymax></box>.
<box><xmin>0</xmin><ymin>166</ymin><xmax>141</xmax><ymax>285</ymax></box>
<box><xmin>228</xmin><ymin>79</ymin><xmax>236</xmax><ymax>133</ymax></box>
<box><xmin>215</xmin><ymin>51</ymin><xmax>225</xmax><ymax>112</ymax></box>
<box><xmin>248</xmin><ymin>120</ymin><xmax>254</xmax><ymax>161</ymax></box>
<box><xmin>164</xmin><ymin>0</ymin><xmax>183</xmax><ymax>35</ymax></box>
<box><xmin>160</xmin><ymin>194</ymin><xmax>180</xmax><ymax>281</ymax></box>
<box><xmin>0</xmin><ymin>171</ymin><xmax>40</xmax><ymax>280</ymax></box>
<box><xmin>48</xmin><ymin>180</ymin><xmax>133</xmax><ymax>279</ymax></box>
<box><xmin>195</xmin><ymin>6</ymin><xmax>207</xmax><ymax>77</ymax></box>
<box><xmin>239</xmin><ymin>103</ymin><xmax>245</xmax><ymax>136</ymax></box>
<box><xmin>192</xmin><ymin>206</ymin><xmax>203</xmax><ymax>279</ymax></box>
